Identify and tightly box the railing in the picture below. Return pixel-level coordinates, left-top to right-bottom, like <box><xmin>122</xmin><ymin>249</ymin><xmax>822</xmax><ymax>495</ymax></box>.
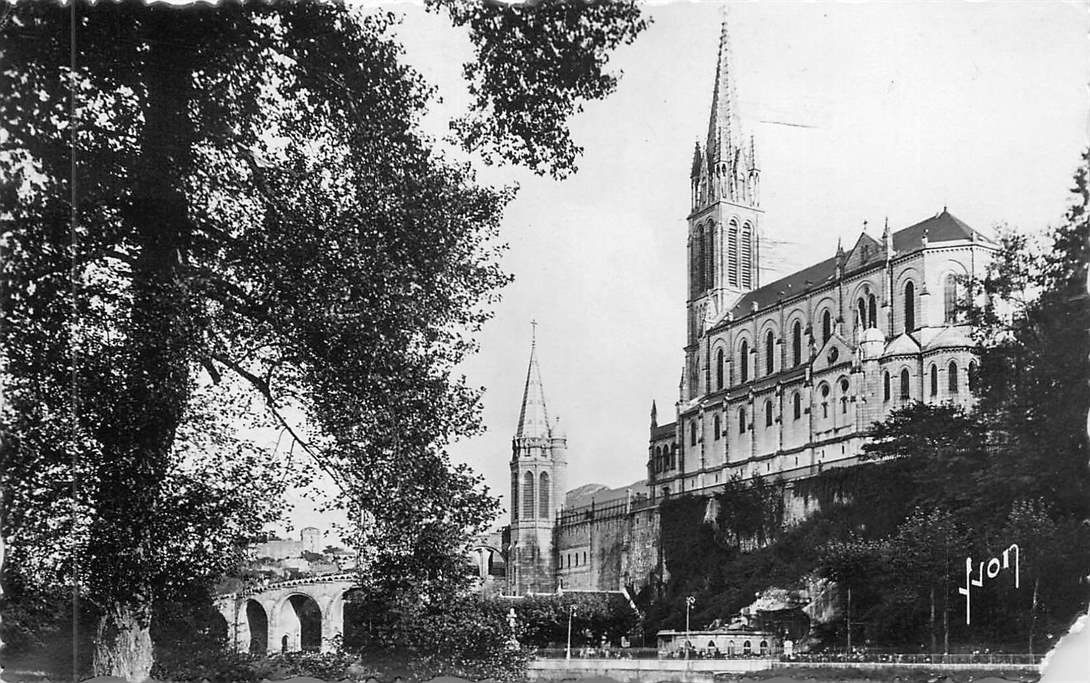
<box><xmin>779</xmin><ymin>652</ymin><xmax>1043</xmax><ymax>666</ymax></box>
<box><xmin>535</xmin><ymin>648</ymin><xmax>661</xmax><ymax>660</ymax></box>
<box><xmin>226</xmin><ymin>571</ymin><xmax>359</xmax><ymax>598</ymax></box>
<box><xmin>557</xmin><ymin>499</ymin><xmax>631</xmax><ymax>526</ymax></box>
<box><xmin>532</xmin><ymin>649</ymin><xmax>1044</xmax><ymax>666</ymax></box>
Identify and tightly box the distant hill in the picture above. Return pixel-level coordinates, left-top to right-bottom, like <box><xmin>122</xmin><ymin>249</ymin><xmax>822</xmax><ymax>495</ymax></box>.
<box><xmin>565</xmin><ymin>480</ymin><xmax>648</xmax><ymax>509</ymax></box>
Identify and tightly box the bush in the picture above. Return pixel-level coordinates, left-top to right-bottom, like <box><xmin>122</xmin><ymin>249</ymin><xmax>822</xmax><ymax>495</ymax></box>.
<box><xmin>351</xmin><ymin>592</ymin><xmax>529</xmax><ymax>682</ymax></box>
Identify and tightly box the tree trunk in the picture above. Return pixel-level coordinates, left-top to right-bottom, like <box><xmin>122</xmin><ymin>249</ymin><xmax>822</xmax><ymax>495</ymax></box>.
<box><xmin>942</xmin><ymin>592</ymin><xmax>949</xmax><ymax>655</ymax></box>
<box><xmin>1028</xmin><ymin>576</ymin><xmax>1039</xmax><ymax>656</ymax></box>
<box><xmin>929</xmin><ymin>586</ymin><xmax>936</xmax><ymax>654</ymax></box>
<box><xmin>92</xmin><ymin>603</ymin><xmax>154</xmax><ymax>682</ymax></box>
<box><xmin>846</xmin><ymin>585</ymin><xmax>852</xmax><ymax>651</ymax></box>
<box><xmin>85</xmin><ymin>11</ymin><xmax>197</xmax><ymax>677</ymax></box>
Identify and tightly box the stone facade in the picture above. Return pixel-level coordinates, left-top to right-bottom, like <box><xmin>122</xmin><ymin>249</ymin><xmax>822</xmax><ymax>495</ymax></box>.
<box><xmin>507</xmin><ymin>335</ymin><xmax>568</xmax><ymax>595</ymax></box>
<box><xmin>501</xmin><ymin>14</ymin><xmax>995</xmax><ymax>598</ymax></box>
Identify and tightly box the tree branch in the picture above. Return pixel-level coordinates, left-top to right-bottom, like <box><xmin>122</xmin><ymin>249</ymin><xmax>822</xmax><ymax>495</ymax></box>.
<box><xmin>209</xmin><ymin>351</ymin><xmax>354</xmax><ymax>502</ymax></box>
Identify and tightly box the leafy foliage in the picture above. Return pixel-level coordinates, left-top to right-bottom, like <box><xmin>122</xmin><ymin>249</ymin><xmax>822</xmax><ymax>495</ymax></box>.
<box><xmin>515</xmin><ymin>592</ymin><xmax>640</xmax><ymax>647</ymax></box>
<box><xmin>346</xmin><ymin>592</ymin><xmax>528</xmax><ymax>682</ymax></box>
<box><xmin>0</xmin><ymin>1</ymin><xmax>647</xmax><ymax>678</ymax></box>
<box><xmin>433</xmin><ymin>0</ymin><xmax>649</xmax><ymax>178</ymax></box>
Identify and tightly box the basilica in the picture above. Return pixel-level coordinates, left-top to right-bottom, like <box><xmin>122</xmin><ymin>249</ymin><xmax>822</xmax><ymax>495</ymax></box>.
<box><xmin>501</xmin><ymin>16</ymin><xmax>997</xmax><ymax>597</ymax></box>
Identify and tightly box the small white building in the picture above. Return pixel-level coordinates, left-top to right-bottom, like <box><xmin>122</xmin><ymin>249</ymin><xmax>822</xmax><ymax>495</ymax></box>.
<box><xmin>656</xmin><ymin>627</ymin><xmax>780</xmax><ymax>658</ymax></box>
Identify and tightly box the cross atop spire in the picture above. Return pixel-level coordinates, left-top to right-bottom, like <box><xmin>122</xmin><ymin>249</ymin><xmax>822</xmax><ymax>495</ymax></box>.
<box><xmin>516</xmin><ymin>332</ymin><xmax>551</xmax><ymax>440</ymax></box>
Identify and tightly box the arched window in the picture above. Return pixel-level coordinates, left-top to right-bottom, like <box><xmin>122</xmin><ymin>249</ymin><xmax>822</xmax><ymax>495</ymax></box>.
<box><xmin>539</xmin><ymin>472</ymin><xmax>551</xmax><ymax>518</ymax></box>
<box><xmin>741</xmin><ymin>224</ymin><xmax>753</xmax><ymax>289</ymax></box>
<box><xmin>740</xmin><ymin>340</ymin><xmax>749</xmax><ymax>383</ymax></box>
<box><xmin>765</xmin><ymin>400</ymin><xmax>773</xmax><ymax>427</ymax></box>
<box><xmin>739</xmin><ymin>408</ymin><xmax>747</xmax><ymax>434</ymax></box>
<box><xmin>930</xmin><ymin>364</ymin><xmax>938</xmax><ymax>396</ymax></box>
<box><xmin>900</xmin><ymin>368</ymin><xmax>911</xmax><ymax>400</ymax></box>
<box><xmin>759</xmin><ymin>640</ymin><xmax>769</xmax><ymax>656</ymax></box>
<box><xmin>714</xmin><ymin>413</ymin><xmax>721</xmax><ymax>440</ymax></box>
<box><xmin>765</xmin><ymin>331</ymin><xmax>775</xmax><ymax>375</ymax></box>
<box><xmin>743</xmin><ymin>640</ymin><xmax>752</xmax><ymax>655</ymax></box>
<box><xmin>522</xmin><ymin>471</ymin><xmax>535</xmax><ymax>519</ymax></box>
<box><xmin>883</xmin><ymin>372</ymin><xmax>891</xmax><ymax>402</ymax></box>
<box><xmin>903</xmin><ymin>281</ymin><xmax>916</xmax><ymax>332</ymax></box>
<box><xmin>690</xmin><ymin>420</ymin><xmax>697</xmax><ymax>446</ymax></box>
<box><xmin>705</xmin><ymin>223</ymin><xmax>716</xmax><ymax>291</ymax></box>
<box><xmin>868</xmin><ymin>294</ymin><xmax>878</xmax><ymax>329</ymax></box>
<box><xmin>716</xmin><ymin>348</ymin><xmax>725</xmax><ymax>390</ymax></box>
<box><xmin>944</xmin><ymin>274</ymin><xmax>960</xmax><ymax>324</ymax></box>
<box><xmin>820</xmin><ymin>384</ymin><xmax>830</xmax><ymax>418</ymax></box>
<box><xmin>948</xmin><ymin>361</ymin><xmax>959</xmax><ymax>393</ymax></box>
<box><xmin>792</xmin><ymin>321</ymin><xmax>802</xmax><ymax>366</ymax></box>
<box><xmin>857</xmin><ymin>297</ymin><xmax>867</xmax><ymax>328</ymax></box>
<box><xmin>670</xmin><ymin>445</ymin><xmax>676</xmax><ymax>469</ymax></box>
<box><xmin>968</xmin><ymin>361</ymin><xmax>977</xmax><ymax>392</ymax></box>
<box><xmin>694</xmin><ymin>225</ymin><xmax>705</xmax><ymax>295</ymax></box>
<box><xmin>792</xmin><ymin>392</ymin><xmax>802</xmax><ymax>420</ymax></box>
<box><xmin>728</xmin><ymin>222</ymin><xmax>739</xmax><ymax>287</ymax></box>
<box><xmin>822</xmin><ymin>310</ymin><xmax>832</xmax><ymax>343</ymax></box>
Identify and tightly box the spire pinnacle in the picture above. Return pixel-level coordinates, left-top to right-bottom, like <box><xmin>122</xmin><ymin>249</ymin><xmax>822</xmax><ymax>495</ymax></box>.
<box><xmin>516</xmin><ymin>332</ymin><xmax>550</xmax><ymax>440</ymax></box>
<box><xmin>706</xmin><ymin>5</ymin><xmax>741</xmax><ymax>167</ymax></box>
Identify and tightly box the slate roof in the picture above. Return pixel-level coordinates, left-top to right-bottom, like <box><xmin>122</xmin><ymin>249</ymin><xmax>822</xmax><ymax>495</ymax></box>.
<box><xmin>515</xmin><ymin>341</ymin><xmax>551</xmax><ymax>439</ymax></box>
<box><xmin>885</xmin><ymin>332</ymin><xmax>922</xmax><ymax>356</ymax></box>
<box><xmin>924</xmin><ymin>325</ymin><xmax>974</xmax><ymax>351</ymax></box>
<box><xmin>721</xmin><ymin>210</ymin><xmax>991</xmax><ymax>324</ymax></box>
<box><xmin>652</xmin><ymin>422</ymin><xmax>677</xmax><ymax>440</ymax></box>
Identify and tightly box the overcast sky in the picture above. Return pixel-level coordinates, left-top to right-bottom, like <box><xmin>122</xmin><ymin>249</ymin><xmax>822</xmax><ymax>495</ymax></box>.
<box><xmin>288</xmin><ymin>0</ymin><xmax>1089</xmax><ymax>535</ymax></box>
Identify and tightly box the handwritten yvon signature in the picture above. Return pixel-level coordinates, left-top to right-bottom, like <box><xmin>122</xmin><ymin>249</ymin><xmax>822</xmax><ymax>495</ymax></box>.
<box><xmin>958</xmin><ymin>544</ymin><xmax>1020</xmax><ymax>625</ymax></box>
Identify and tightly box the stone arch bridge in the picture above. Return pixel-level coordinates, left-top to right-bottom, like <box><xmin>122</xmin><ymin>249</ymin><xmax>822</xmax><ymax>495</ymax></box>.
<box><xmin>215</xmin><ymin>573</ymin><xmax>359</xmax><ymax>654</ymax></box>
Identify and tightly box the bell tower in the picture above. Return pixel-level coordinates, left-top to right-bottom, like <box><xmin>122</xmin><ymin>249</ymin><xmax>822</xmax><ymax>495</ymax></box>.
<box><xmin>684</xmin><ymin>11</ymin><xmax>763</xmax><ymax>400</ymax></box>
<box><xmin>508</xmin><ymin>324</ymin><xmax>567</xmax><ymax>594</ymax></box>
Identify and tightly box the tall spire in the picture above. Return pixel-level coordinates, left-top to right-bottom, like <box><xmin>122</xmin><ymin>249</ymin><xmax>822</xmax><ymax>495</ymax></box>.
<box><xmin>516</xmin><ymin>327</ymin><xmax>551</xmax><ymax>440</ymax></box>
<box><xmin>706</xmin><ymin>5</ymin><xmax>742</xmax><ymax>167</ymax></box>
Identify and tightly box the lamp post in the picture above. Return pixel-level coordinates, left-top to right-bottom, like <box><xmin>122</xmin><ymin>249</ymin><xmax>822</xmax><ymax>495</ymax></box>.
<box><xmin>685</xmin><ymin>595</ymin><xmax>695</xmax><ymax>659</ymax></box>
<box><xmin>566</xmin><ymin>605</ymin><xmax>576</xmax><ymax>661</ymax></box>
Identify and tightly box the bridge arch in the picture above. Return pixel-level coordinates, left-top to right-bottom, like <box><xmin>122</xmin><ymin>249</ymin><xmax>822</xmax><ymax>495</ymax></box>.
<box><xmin>273</xmin><ymin>592</ymin><xmax>323</xmax><ymax>652</ymax></box>
<box><xmin>245</xmin><ymin>599</ymin><xmax>269</xmax><ymax>655</ymax></box>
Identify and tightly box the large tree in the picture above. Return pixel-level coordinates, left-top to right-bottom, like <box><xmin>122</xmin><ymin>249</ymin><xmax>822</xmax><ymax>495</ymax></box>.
<box><xmin>0</xmin><ymin>2</ymin><xmax>646</xmax><ymax>679</ymax></box>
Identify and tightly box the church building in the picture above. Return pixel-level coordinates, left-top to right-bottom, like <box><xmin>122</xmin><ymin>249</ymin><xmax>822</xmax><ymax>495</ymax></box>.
<box><xmin>504</xmin><ymin>14</ymin><xmax>997</xmax><ymax>597</ymax></box>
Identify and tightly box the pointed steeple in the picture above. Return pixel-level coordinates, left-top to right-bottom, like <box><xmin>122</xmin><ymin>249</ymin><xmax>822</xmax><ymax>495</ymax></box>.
<box><xmin>515</xmin><ymin>330</ymin><xmax>551</xmax><ymax>440</ymax></box>
<box><xmin>690</xmin><ymin>140</ymin><xmax>703</xmax><ymax>178</ymax></box>
<box><xmin>706</xmin><ymin>6</ymin><xmax>742</xmax><ymax>168</ymax></box>
<box><xmin>650</xmin><ymin>400</ymin><xmax>658</xmax><ymax>429</ymax></box>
